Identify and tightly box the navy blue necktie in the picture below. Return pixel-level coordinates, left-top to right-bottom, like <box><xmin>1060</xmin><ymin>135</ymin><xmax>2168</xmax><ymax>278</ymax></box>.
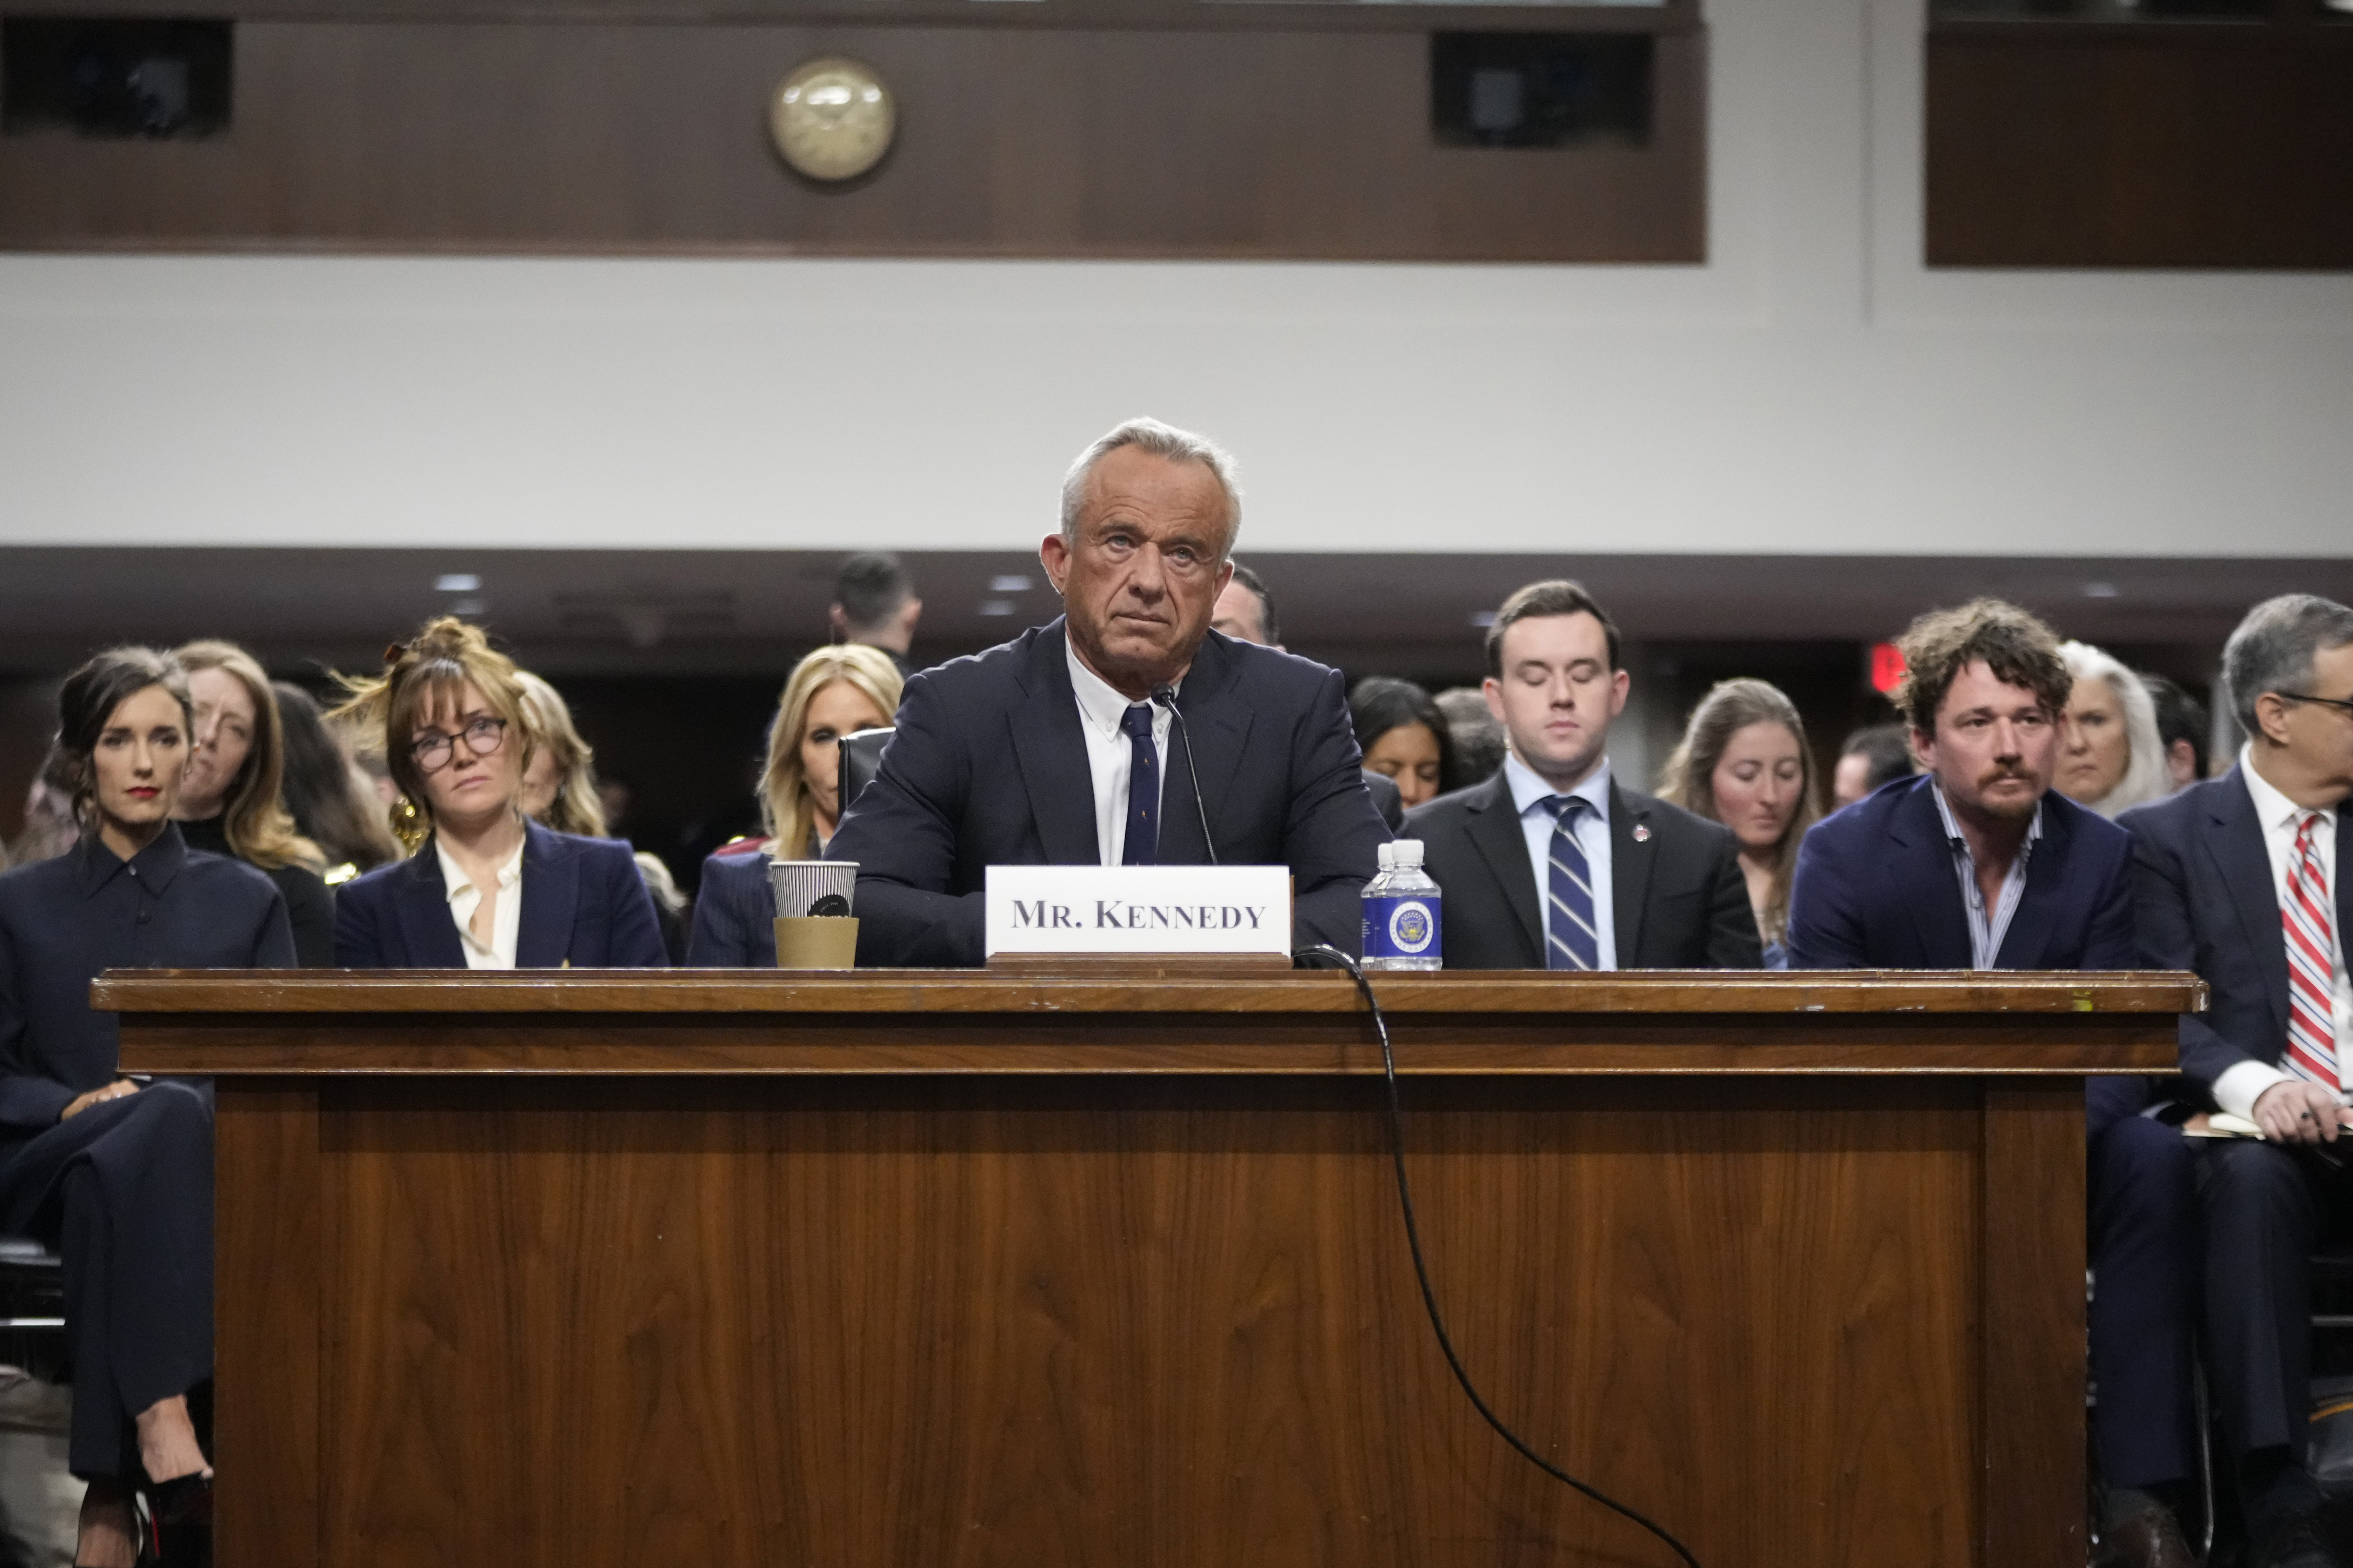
<box><xmin>1540</xmin><ymin>795</ymin><xmax>1599</xmax><ymax>971</ymax></box>
<box><xmin>1120</xmin><ymin>703</ymin><xmax>1160</xmax><ymax>865</ymax></box>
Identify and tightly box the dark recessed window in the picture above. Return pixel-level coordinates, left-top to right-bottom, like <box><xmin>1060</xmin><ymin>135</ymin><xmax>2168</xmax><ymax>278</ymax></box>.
<box><xmin>2</xmin><ymin>18</ymin><xmax>232</xmax><ymax>139</ymax></box>
<box><xmin>1431</xmin><ymin>33</ymin><xmax>1652</xmax><ymax>149</ymax></box>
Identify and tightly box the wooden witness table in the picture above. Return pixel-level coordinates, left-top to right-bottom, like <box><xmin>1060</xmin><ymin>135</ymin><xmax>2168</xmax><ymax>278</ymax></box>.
<box><xmin>99</xmin><ymin>968</ymin><xmax>2200</xmax><ymax>1568</ymax></box>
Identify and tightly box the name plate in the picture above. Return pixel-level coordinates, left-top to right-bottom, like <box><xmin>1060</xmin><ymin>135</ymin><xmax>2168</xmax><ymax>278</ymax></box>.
<box><xmin>985</xmin><ymin>865</ymin><xmax>1292</xmax><ymax>957</ymax></box>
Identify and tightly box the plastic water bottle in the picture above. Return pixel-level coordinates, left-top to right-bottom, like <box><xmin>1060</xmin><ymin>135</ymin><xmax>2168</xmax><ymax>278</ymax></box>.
<box><xmin>1362</xmin><ymin>838</ymin><xmax>1442</xmax><ymax>971</ymax></box>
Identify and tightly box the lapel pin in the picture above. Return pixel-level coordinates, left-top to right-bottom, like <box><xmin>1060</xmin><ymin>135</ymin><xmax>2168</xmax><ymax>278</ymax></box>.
<box><xmin>1632</xmin><ymin>824</ymin><xmax>1652</xmax><ymax>843</ymax></box>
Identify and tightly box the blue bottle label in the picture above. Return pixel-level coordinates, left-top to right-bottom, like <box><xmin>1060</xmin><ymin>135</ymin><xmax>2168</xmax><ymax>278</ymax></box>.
<box><xmin>1361</xmin><ymin>894</ymin><xmax>1441</xmax><ymax>960</ymax></box>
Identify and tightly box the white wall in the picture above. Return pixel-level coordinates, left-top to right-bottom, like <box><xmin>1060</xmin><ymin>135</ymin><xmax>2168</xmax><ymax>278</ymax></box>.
<box><xmin>2</xmin><ymin>0</ymin><xmax>2348</xmax><ymax>559</ymax></box>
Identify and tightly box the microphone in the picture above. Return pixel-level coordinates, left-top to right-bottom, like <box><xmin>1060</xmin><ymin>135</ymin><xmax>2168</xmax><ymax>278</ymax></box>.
<box><xmin>1150</xmin><ymin>683</ymin><xmax>1217</xmax><ymax>866</ymax></box>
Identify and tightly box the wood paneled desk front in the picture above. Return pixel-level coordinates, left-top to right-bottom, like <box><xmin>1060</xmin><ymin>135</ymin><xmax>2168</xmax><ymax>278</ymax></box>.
<box><xmin>99</xmin><ymin>969</ymin><xmax>2198</xmax><ymax>1568</ymax></box>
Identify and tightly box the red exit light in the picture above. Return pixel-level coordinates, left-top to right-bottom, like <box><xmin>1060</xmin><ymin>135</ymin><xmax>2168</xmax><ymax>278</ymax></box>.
<box><xmin>1869</xmin><ymin>643</ymin><xmax>1907</xmax><ymax>695</ymax></box>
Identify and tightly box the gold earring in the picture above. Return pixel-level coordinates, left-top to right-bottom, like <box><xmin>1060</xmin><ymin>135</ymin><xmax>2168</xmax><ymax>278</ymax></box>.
<box><xmin>389</xmin><ymin>795</ymin><xmax>428</xmax><ymax>853</ymax></box>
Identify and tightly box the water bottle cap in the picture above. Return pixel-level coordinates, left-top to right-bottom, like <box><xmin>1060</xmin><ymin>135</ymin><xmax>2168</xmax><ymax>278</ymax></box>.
<box><xmin>1376</xmin><ymin>841</ymin><xmax>1395</xmax><ymax>871</ymax></box>
<box><xmin>1392</xmin><ymin>838</ymin><xmax>1424</xmax><ymax>868</ymax></box>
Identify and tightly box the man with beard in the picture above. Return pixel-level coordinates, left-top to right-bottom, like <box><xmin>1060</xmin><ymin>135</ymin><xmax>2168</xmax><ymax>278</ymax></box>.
<box><xmin>1788</xmin><ymin>599</ymin><xmax>2197</xmax><ymax>1568</ymax></box>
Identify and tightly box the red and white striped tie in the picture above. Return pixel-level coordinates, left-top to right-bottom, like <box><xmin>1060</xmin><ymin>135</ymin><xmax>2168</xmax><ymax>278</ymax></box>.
<box><xmin>2284</xmin><ymin>811</ymin><xmax>2341</xmax><ymax>1092</ymax></box>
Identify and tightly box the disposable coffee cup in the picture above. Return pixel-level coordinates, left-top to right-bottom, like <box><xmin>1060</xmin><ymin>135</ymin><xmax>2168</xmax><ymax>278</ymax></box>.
<box><xmin>774</xmin><ymin>915</ymin><xmax>859</xmax><ymax>970</ymax></box>
<box><xmin>770</xmin><ymin>860</ymin><xmax>857</xmax><ymax>921</ymax></box>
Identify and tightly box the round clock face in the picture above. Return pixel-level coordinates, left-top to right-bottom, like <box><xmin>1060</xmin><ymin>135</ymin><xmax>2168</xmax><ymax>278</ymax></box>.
<box><xmin>769</xmin><ymin>58</ymin><xmax>895</xmax><ymax>183</ymax></box>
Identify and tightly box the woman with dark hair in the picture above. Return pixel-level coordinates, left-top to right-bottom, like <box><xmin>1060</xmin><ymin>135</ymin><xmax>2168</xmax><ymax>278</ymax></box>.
<box><xmin>1657</xmin><ymin>678</ymin><xmax>1821</xmax><ymax>968</ymax></box>
<box><xmin>1347</xmin><ymin>676</ymin><xmax>1452</xmax><ymax>812</ymax></box>
<box><xmin>171</xmin><ymin>641</ymin><xmax>336</xmax><ymax>967</ymax></box>
<box><xmin>0</xmin><ymin>646</ymin><xmax>294</xmax><ymax>1567</ymax></box>
<box><xmin>329</xmin><ymin>619</ymin><xmax>667</xmax><ymax>970</ymax></box>
<box><xmin>271</xmin><ymin>680</ymin><xmax>401</xmax><ymax>881</ymax></box>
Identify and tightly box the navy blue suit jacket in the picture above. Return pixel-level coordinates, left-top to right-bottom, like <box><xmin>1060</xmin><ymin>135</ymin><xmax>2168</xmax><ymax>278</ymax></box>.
<box><xmin>2119</xmin><ymin>765</ymin><xmax>2353</xmax><ymax>1101</ymax></box>
<box><xmin>334</xmin><ymin>820</ymin><xmax>668</xmax><ymax>969</ymax></box>
<box><xmin>687</xmin><ymin>842</ymin><xmax>776</xmax><ymax>968</ymax></box>
<box><xmin>826</xmin><ymin>618</ymin><xmax>1390</xmax><ymax>967</ymax></box>
<box><xmin>1788</xmin><ymin>774</ymin><xmax>2144</xmax><ymax>1132</ymax></box>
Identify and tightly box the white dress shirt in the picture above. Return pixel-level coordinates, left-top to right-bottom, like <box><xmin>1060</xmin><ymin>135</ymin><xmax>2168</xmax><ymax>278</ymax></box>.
<box><xmin>1066</xmin><ymin>639</ymin><xmax>1174</xmax><ymax>869</ymax></box>
<box><xmin>1501</xmin><ymin>750</ymin><xmax>1618</xmax><ymax>971</ymax></box>
<box><xmin>436</xmin><ymin>836</ymin><xmax>525</xmax><ymax>970</ymax></box>
<box><xmin>1928</xmin><ymin>780</ymin><xmax>2043</xmax><ymax>971</ymax></box>
<box><xmin>2212</xmin><ymin>745</ymin><xmax>2353</xmax><ymax>1121</ymax></box>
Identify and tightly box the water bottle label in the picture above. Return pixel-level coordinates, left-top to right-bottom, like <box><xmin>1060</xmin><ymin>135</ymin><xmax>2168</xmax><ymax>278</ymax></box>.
<box><xmin>1362</xmin><ymin>894</ymin><xmax>1441</xmax><ymax>960</ymax></box>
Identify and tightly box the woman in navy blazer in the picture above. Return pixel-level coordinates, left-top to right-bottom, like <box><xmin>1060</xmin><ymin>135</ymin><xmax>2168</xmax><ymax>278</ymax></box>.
<box><xmin>331</xmin><ymin>619</ymin><xmax>666</xmax><ymax>970</ymax></box>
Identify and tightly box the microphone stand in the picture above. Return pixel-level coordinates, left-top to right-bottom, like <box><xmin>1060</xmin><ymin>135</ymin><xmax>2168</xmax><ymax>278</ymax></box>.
<box><xmin>1149</xmin><ymin>683</ymin><xmax>1217</xmax><ymax>866</ymax></box>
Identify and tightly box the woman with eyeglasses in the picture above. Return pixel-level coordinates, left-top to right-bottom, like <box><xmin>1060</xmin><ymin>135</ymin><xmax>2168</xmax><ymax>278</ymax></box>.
<box><xmin>328</xmin><ymin>619</ymin><xmax>668</xmax><ymax>970</ymax></box>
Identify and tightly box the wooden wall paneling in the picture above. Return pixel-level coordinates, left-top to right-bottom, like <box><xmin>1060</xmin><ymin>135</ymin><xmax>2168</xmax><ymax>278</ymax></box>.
<box><xmin>1926</xmin><ymin>26</ymin><xmax>2353</xmax><ymax>268</ymax></box>
<box><xmin>1978</xmin><ymin>1080</ymin><xmax>2088</xmax><ymax>1568</ymax></box>
<box><xmin>0</xmin><ymin>20</ymin><xmax>1706</xmax><ymax>259</ymax></box>
<box><xmin>291</xmin><ymin>1073</ymin><xmax>1988</xmax><ymax>1568</ymax></box>
<box><xmin>212</xmin><ymin>1079</ymin><xmax>322</xmax><ymax>1567</ymax></box>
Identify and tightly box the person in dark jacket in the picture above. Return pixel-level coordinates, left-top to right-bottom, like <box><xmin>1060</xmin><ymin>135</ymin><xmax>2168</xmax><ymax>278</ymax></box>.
<box><xmin>171</xmin><ymin>640</ymin><xmax>336</xmax><ymax>966</ymax></box>
<box><xmin>1788</xmin><ymin>599</ymin><xmax>2195</xmax><ymax>1568</ymax></box>
<box><xmin>0</xmin><ymin>647</ymin><xmax>294</xmax><ymax>1567</ymax></box>
<box><xmin>330</xmin><ymin>619</ymin><xmax>667</xmax><ymax>971</ymax></box>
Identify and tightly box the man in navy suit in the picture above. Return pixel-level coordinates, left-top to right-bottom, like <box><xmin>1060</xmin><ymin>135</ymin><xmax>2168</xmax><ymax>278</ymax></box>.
<box><xmin>827</xmin><ymin>418</ymin><xmax>1388</xmax><ymax>968</ymax></box>
<box><xmin>2122</xmin><ymin>594</ymin><xmax>2353</xmax><ymax>1568</ymax></box>
<box><xmin>1789</xmin><ymin>599</ymin><xmax>2196</xmax><ymax>1568</ymax></box>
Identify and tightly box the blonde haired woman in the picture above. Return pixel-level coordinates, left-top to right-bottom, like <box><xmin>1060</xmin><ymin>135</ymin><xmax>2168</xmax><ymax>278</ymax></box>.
<box><xmin>1657</xmin><ymin>679</ymin><xmax>1822</xmax><ymax>968</ymax></box>
<box><xmin>171</xmin><ymin>641</ymin><xmax>336</xmax><ymax>966</ymax></box>
<box><xmin>328</xmin><ymin>619</ymin><xmax>666</xmax><ymax>969</ymax></box>
<box><xmin>514</xmin><ymin>668</ymin><xmax>689</xmax><ymax>960</ymax></box>
<box><xmin>688</xmin><ymin>645</ymin><xmax>902</xmax><ymax>966</ymax></box>
<box><xmin>2054</xmin><ymin>641</ymin><xmax>2170</xmax><ymax>819</ymax></box>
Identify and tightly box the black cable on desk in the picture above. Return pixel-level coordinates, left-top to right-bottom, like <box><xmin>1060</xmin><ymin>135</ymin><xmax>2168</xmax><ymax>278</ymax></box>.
<box><xmin>1294</xmin><ymin>943</ymin><xmax>1704</xmax><ymax>1568</ymax></box>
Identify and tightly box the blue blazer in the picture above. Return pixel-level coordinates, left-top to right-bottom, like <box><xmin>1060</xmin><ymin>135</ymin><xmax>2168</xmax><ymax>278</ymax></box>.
<box><xmin>826</xmin><ymin>618</ymin><xmax>1390</xmax><ymax>967</ymax></box>
<box><xmin>334</xmin><ymin>820</ymin><xmax>669</xmax><ymax>969</ymax></box>
<box><xmin>2119</xmin><ymin>765</ymin><xmax>2353</xmax><ymax>1100</ymax></box>
<box><xmin>1788</xmin><ymin>774</ymin><xmax>2143</xmax><ymax>1132</ymax></box>
<box><xmin>687</xmin><ymin>841</ymin><xmax>776</xmax><ymax>968</ymax></box>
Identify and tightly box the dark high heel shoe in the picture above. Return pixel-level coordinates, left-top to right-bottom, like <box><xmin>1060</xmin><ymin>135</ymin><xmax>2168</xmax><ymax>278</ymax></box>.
<box><xmin>142</xmin><ymin>1468</ymin><xmax>211</xmax><ymax>1528</ymax></box>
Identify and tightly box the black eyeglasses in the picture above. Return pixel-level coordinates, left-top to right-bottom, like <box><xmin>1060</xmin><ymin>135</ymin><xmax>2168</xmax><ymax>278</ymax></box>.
<box><xmin>410</xmin><ymin>715</ymin><xmax>508</xmax><ymax>772</ymax></box>
<box><xmin>2278</xmin><ymin>692</ymin><xmax>2353</xmax><ymax>718</ymax></box>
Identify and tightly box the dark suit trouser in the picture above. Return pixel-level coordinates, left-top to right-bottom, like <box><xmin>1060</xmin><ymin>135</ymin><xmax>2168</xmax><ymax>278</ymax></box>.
<box><xmin>2194</xmin><ymin>1137</ymin><xmax>2353</xmax><ymax>1469</ymax></box>
<box><xmin>2091</xmin><ymin>1115</ymin><xmax>2200</xmax><ymax>1488</ymax></box>
<box><xmin>0</xmin><ymin>1082</ymin><xmax>214</xmax><ymax>1479</ymax></box>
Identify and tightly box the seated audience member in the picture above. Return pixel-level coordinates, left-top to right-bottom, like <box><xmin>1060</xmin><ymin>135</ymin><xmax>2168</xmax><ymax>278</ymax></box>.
<box><xmin>0</xmin><ymin>648</ymin><xmax>294</xmax><ymax>1568</ymax></box>
<box><xmin>1788</xmin><ymin>601</ymin><xmax>2192</xmax><ymax>1566</ymax></box>
<box><xmin>514</xmin><ymin>670</ymin><xmax>690</xmax><ymax>963</ymax></box>
<box><xmin>688</xmin><ymin>645</ymin><xmax>903</xmax><ymax>967</ymax></box>
<box><xmin>8</xmin><ymin>748</ymin><xmax>80</xmax><ymax>868</ymax></box>
<box><xmin>1350</xmin><ymin>677</ymin><xmax>1452</xmax><ymax>813</ymax></box>
<box><xmin>329</xmin><ymin>619</ymin><xmax>667</xmax><ymax>969</ymax></box>
<box><xmin>2122</xmin><ymin>594</ymin><xmax>2353</xmax><ymax>1568</ymax></box>
<box><xmin>828</xmin><ymin>417</ymin><xmax>1388</xmax><ymax>967</ymax></box>
<box><xmin>1211</xmin><ymin>561</ymin><xmax>1280</xmax><ymax>649</ymax></box>
<box><xmin>171</xmin><ymin>642</ymin><xmax>336</xmax><ymax>967</ymax></box>
<box><xmin>272</xmin><ymin>681</ymin><xmax>401</xmax><ymax>880</ymax></box>
<box><xmin>1210</xmin><ymin>564</ymin><xmax>1405</xmax><ymax>831</ymax></box>
<box><xmin>1434</xmin><ymin>686</ymin><xmax>1506</xmax><ymax>792</ymax></box>
<box><xmin>1831</xmin><ymin>722</ymin><xmax>1912</xmax><ymax>809</ymax></box>
<box><xmin>2057</xmin><ymin>640</ymin><xmax>2172</xmax><ymax>819</ymax></box>
<box><xmin>831</xmin><ymin>552</ymin><xmax>922</xmax><ymax>678</ymax></box>
<box><xmin>1655</xmin><ymin>679</ymin><xmax>1821</xmax><ymax>969</ymax></box>
<box><xmin>1405</xmin><ymin>581</ymin><xmax>1759</xmax><ymax>971</ymax></box>
<box><xmin>2141</xmin><ymin>672</ymin><xmax>2210</xmax><ymax>792</ymax></box>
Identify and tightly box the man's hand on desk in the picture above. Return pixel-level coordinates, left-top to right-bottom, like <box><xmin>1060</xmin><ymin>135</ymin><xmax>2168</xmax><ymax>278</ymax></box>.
<box><xmin>2252</xmin><ymin>1080</ymin><xmax>2353</xmax><ymax>1145</ymax></box>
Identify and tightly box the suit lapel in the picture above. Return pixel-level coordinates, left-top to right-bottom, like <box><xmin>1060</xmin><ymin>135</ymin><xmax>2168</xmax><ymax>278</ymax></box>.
<box><xmin>1156</xmin><ymin>635</ymin><xmax>1251</xmax><ymax>865</ymax></box>
<box><xmin>395</xmin><ymin>842</ymin><xmax>467</xmax><ymax>968</ymax></box>
<box><xmin>1464</xmin><ymin>773</ymin><xmax>1544</xmax><ymax>965</ymax></box>
<box><xmin>1890</xmin><ymin>779</ymin><xmax>1973</xmax><ymax>968</ymax></box>
<box><xmin>515</xmin><ymin>822</ymin><xmax>578</xmax><ymax>970</ymax></box>
<box><xmin>2206</xmin><ymin>768</ymin><xmax>2290</xmax><ymax>1048</ymax></box>
<box><xmin>1008</xmin><ymin>621</ymin><xmax>1102</xmax><ymax>866</ymax></box>
<box><xmin>1608</xmin><ymin>779</ymin><xmax>1652</xmax><ymax>966</ymax></box>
